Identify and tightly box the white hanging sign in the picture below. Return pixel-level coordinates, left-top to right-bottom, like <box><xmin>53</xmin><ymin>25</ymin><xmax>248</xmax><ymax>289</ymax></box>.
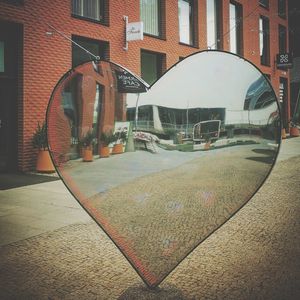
<box><xmin>127</xmin><ymin>22</ymin><xmax>143</xmax><ymax>42</ymax></box>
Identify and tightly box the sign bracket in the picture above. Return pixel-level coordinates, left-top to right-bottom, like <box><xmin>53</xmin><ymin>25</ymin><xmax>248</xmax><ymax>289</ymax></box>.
<box><xmin>123</xmin><ymin>15</ymin><xmax>129</xmax><ymax>51</ymax></box>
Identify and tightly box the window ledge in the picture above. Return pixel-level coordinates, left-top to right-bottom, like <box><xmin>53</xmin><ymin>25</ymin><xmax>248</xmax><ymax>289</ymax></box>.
<box><xmin>179</xmin><ymin>42</ymin><xmax>199</xmax><ymax>49</ymax></box>
<box><xmin>278</xmin><ymin>14</ymin><xmax>287</xmax><ymax>19</ymax></box>
<box><xmin>71</xmin><ymin>14</ymin><xmax>108</xmax><ymax>26</ymax></box>
<box><xmin>259</xmin><ymin>4</ymin><xmax>269</xmax><ymax>10</ymax></box>
<box><xmin>143</xmin><ymin>33</ymin><xmax>166</xmax><ymax>41</ymax></box>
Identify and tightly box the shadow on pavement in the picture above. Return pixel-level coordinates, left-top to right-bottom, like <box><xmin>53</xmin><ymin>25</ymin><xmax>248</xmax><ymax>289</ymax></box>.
<box><xmin>118</xmin><ymin>284</ymin><xmax>186</xmax><ymax>300</ymax></box>
<box><xmin>251</xmin><ymin>149</ymin><xmax>276</xmax><ymax>156</ymax></box>
<box><xmin>245</xmin><ymin>156</ymin><xmax>274</xmax><ymax>164</ymax></box>
<box><xmin>0</xmin><ymin>172</ymin><xmax>59</xmax><ymax>190</ymax></box>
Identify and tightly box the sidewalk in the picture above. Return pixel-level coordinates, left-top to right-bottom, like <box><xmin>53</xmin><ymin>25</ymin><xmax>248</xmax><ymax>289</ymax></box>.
<box><xmin>0</xmin><ymin>175</ymin><xmax>91</xmax><ymax>246</ymax></box>
<box><xmin>0</xmin><ymin>137</ymin><xmax>299</xmax><ymax>299</ymax></box>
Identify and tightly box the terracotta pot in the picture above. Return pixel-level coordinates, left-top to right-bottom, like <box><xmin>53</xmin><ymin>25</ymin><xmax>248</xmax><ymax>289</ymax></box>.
<box><xmin>281</xmin><ymin>128</ymin><xmax>287</xmax><ymax>139</ymax></box>
<box><xmin>99</xmin><ymin>146</ymin><xmax>110</xmax><ymax>158</ymax></box>
<box><xmin>112</xmin><ymin>143</ymin><xmax>123</xmax><ymax>154</ymax></box>
<box><xmin>290</xmin><ymin>127</ymin><xmax>300</xmax><ymax>137</ymax></box>
<box><xmin>82</xmin><ymin>148</ymin><xmax>93</xmax><ymax>162</ymax></box>
<box><xmin>36</xmin><ymin>149</ymin><xmax>55</xmax><ymax>173</ymax></box>
<box><xmin>204</xmin><ymin>142</ymin><xmax>211</xmax><ymax>150</ymax></box>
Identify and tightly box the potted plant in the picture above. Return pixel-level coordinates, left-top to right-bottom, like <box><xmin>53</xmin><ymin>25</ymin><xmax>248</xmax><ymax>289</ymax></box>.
<box><xmin>32</xmin><ymin>121</ymin><xmax>55</xmax><ymax>173</ymax></box>
<box><xmin>281</xmin><ymin>127</ymin><xmax>287</xmax><ymax>139</ymax></box>
<box><xmin>99</xmin><ymin>131</ymin><xmax>114</xmax><ymax>158</ymax></box>
<box><xmin>289</xmin><ymin>116</ymin><xmax>300</xmax><ymax>137</ymax></box>
<box><xmin>203</xmin><ymin>133</ymin><xmax>211</xmax><ymax>150</ymax></box>
<box><xmin>79</xmin><ymin>129</ymin><xmax>96</xmax><ymax>162</ymax></box>
<box><xmin>112</xmin><ymin>130</ymin><xmax>127</xmax><ymax>154</ymax></box>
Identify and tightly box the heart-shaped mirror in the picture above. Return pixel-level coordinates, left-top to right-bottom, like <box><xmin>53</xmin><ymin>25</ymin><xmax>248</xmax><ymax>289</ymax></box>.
<box><xmin>47</xmin><ymin>50</ymin><xmax>281</xmax><ymax>288</ymax></box>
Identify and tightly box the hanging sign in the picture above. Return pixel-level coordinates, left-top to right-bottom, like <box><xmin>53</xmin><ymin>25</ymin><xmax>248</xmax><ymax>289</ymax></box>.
<box><xmin>115</xmin><ymin>69</ymin><xmax>147</xmax><ymax>93</ymax></box>
<box><xmin>126</xmin><ymin>22</ymin><xmax>143</xmax><ymax>42</ymax></box>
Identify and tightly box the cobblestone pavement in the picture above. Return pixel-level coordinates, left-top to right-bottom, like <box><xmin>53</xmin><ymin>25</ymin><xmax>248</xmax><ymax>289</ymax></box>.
<box><xmin>86</xmin><ymin>144</ymin><xmax>274</xmax><ymax>286</ymax></box>
<box><xmin>0</xmin><ymin>153</ymin><xmax>299</xmax><ymax>299</ymax></box>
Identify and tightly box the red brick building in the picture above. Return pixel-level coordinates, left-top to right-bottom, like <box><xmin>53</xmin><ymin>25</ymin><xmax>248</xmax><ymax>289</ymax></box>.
<box><xmin>0</xmin><ymin>0</ymin><xmax>290</xmax><ymax>172</ymax></box>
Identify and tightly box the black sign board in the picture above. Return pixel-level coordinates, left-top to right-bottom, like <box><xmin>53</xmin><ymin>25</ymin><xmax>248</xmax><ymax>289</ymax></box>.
<box><xmin>115</xmin><ymin>70</ymin><xmax>147</xmax><ymax>93</ymax></box>
<box><xmin>276</xmin><ymin>53</ymin><xmax>293</xmax><ymax>69</ymax></box>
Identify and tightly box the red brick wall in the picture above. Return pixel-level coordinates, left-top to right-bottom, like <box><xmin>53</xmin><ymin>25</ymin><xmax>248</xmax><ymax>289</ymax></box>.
<box><xmin>0</xmin><ymin>0</ymin><xmax>290</xmax><ymax>171</ymax></box>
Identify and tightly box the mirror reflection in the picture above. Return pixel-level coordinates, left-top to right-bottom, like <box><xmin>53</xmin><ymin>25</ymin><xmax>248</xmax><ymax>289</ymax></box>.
<box><xmin>47</xmin><ymin>51</ymin><xmax>281</xmax><ymax>287</ymax></box>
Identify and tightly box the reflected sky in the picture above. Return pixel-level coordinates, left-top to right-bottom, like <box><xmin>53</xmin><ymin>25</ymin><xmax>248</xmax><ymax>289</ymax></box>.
<box><xmin>128</xmin><ymin>52</ymin><xmax>261</xmax><ymax>110</ymax></box>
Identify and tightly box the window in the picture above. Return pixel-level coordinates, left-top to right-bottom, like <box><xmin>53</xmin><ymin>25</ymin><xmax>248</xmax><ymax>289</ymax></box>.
<box><xmin>72</xmin><ymin>0</ymin><xmax>106</xmax><ymax>23</ymax></box>
<box><xmin>0</xmin><ymin>41</ymin><xmax>4</xmax><ymax>72</ymax></box>
<box><xmin>140</xmin><ymin>0</ymin><xmax>162</xmax><ymax>37</ymax></box>
<box><xmin>229</xmin><ymin>2</ymin><xmax>243</xmax><ymax>55</ymax></box>
<box><xmin>278</xmin><ymin>0</ymin><xmax>286</xmax><ymax>18</ymax></box>
<box><xmin>178</xmin><ymin>0</ymin><xmax>197</xmax><ymax>46</ymax></box>
<box><xmin>72</xmin><ymin>36</ymin><xmax>109</xmax><ymax>68</ymax></box>
<box><xmin>259</xmin><ymin>16</ymin><xmax>270</xmax><ymax>65</ymax></box>
<box><xmin>207</xmin><ymin>0</ymin><xmax>222</xmax><ymax>49</ymax></box>
<box><xmin>141</xmin><ymin>50</ymin><xmax>165</xmax><ymax>84</ymax></box>
<box><xmin>259</xmin><ymin>0</ymin><xmax>269</xmax><ymax>9</ymax></box>
<box><xmin>278</xmin><ymin>25</ymin><xmax>287</xmax><ymax>53</ymax></box>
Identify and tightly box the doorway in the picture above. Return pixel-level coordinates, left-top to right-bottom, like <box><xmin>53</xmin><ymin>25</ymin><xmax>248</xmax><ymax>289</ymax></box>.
<box><xmin>0</xmin><ymin>22</ymin><xmax>22</xmax><ymax>172</ymax></box>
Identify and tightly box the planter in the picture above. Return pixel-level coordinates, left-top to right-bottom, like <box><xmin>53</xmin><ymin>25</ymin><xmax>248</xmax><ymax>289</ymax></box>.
<box><xmin>36</xmin><ymin>149</ymin><xmax>55</xmax><ymax>173</ymax></box>
<box><xmin>204</xmin><ymin>142</ymin><xmax>211</xmax><ymax>150</ymax></box>
<box><xmin>281</xmin><ymin>128</ymin><xmax>287</xmax><ymax>139</ymax></box>
<box><xmin>82</xmin><ymin>148</ymin><xmax>93</xmax><ymax>162</ymax></box>
<box><xmin>112</xmin><ymin>143</ymin><xmax>123</xmax><ymax>154</ymax></box>
<box><xmin>99</xmin><ymin>146</ymin><xmax>110</xmax><ymax>158</ymax></box>
<box><xmin>290</xmin><ymin>127</ymin><xmax>300</xmax><ymax>137</ymax></box>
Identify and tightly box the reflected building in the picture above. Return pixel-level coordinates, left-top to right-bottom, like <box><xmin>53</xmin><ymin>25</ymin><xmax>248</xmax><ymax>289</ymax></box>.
<box><xmin>48</xmin><ymin>61</ymin><xmax>143</xmax><ymax>163</ymax></box>
<box><xmin>127</xmin><ymin>52</ymin><xmax>280</xmax><ymax>146</ymax></box>
<box><xmin>127</xmin><ymin>105</ymin><xmax>225</xmax><ymax>137</ymax></box>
